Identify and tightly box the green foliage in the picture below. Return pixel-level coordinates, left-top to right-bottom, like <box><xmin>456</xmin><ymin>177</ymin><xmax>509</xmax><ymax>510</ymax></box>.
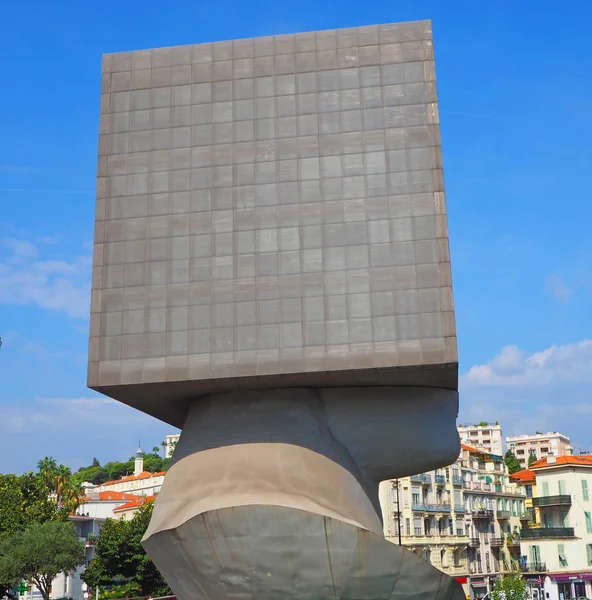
<box><xmin>98</xmin><ymin>583</ymin><xmax>141</xmax><ymax>599</ymax></box>
<box><xmin>83</xmin><ymin>501</ymin><xmax>170</xmax><ymax>598</ymax></box>
<box><xmin>491</xmin><ymin>573</ymin><xmax>528</xmax><ymax>600</ymax></box>
<box><xmin>36</xmin><ymin>457</ymin><xmax>84</xmax><ymax>514</ymax></box>
<box><xmin>528</xmin><ymin>452</ymin><xmax>537</xmax><ymax>467</ymax></box>
<box><xmin>72</xmin><ymin>447</ymin><xmax>171</xmax><ymax>487</ymax></box>
<box><xmin>0</xmin><ymin>521</ymin><xmax>85</xmax><ymax>600</ymax></box>
<box><xmin>504</xmin><ymin>451</ymin><xmax>522</xmax><ymax>475</ymax></box>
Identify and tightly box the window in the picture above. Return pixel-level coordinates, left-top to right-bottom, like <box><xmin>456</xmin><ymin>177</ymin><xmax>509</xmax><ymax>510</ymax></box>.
<box><xmin>583</xmin><ymin>480</ymin><xmax>589</xmax><ymax>501</ymax></box>
<box><xmin>529</xmin><ymin>545</ymin><xmax>541</xmax><ymax>566</ymax></box>
<box><xmin>558</xmin><ymin>544</ymin><xmax>568</xmax><ymax>567</ymax></box>
<box><xmin>449</xmin><ymin>518</ymin><xmax>454</xmax><ymax>535</ymax></box>
<box><xmin>558</xmin><ymin>480</ymin><xmax>566</xmax><ymax>495</ymax></box>
<box><xmin>405</xmin><ymin>518</ymin><xmax>411</xmax><ymax>536</ymax></box>
<box><xmin>585</xmin><ymin>512</ymin><xmax>592</xmax><ymax>534</ymax></box>
<box><xmin>542</xmin><ymin>481</ymin><xmax>549</xmax><ymax>497</ymax></box>
<box><xmin>441</xmin><ymin>549</ymin><xmax>447</xmax><ymax>567</ymax></box>
<box><xmin>412</xmin><ymin>491</ymin><xmax>420</xmax><ymax>505</ymax></box>
<box><xmin>414</xmin><ymin>518</ymin><xmax>422</xmax><ymax>536</ymax></box>
<box><xmin>526</xmin><ymin>484</ymin><xmax>533</xmax><ymax>498</ymax></box>
<box><xmin>587</xmin><ymin>544</ymin><xmax>592</xmax><ymax>567</ymax></box>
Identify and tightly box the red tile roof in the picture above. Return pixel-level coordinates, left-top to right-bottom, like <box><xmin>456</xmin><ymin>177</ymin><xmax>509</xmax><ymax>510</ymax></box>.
<box><xmin>530</xmin><ymin>456</ymin><xmax>592</xmax><ymax>469</ymax></box>
<box><xmin>100</xmin><ymin>471</ymin><xmax>166</xmax><ymax>487</ymax></box>
<box><xmin>83</xmin><ymin>491</ymin><xmax>138</xmax><ymax>502</ymax></box>
<box><xmin>114</xmin><ymin>495</ymin><xmax>155</xmax><ymax>512</ymax></box>
<box><xmin>510</xmin><ymin>469</ymin><xmax>536</xmax><ymax>483</ymax></box>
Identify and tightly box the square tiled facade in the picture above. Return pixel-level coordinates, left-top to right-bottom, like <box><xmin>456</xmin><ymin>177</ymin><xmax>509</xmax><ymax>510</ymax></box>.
<box><xmin>88</xmin><ymin>20</ymin><xmax>457</xmax><ymax>403</ymax></box>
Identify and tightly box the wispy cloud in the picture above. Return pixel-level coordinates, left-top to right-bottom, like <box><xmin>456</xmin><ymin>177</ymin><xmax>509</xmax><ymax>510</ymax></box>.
<box><xmin>0</xmin><ymin>236</ymin><xmax>91</xmax><ymax>319</ymax></box>
<box><xmin>460</xmin><ymin>340</ymin><xmax>592</xmax><ymax>449</ymax></box>
<box><xmin>546</xmin><ymin>274</ymin><xmax>574</xmax><ymax>303</ymax></box>
<box><xmin>0</xmin><ymin>396</ymin><xmax>175</xmax><ymax>473</ymax></box>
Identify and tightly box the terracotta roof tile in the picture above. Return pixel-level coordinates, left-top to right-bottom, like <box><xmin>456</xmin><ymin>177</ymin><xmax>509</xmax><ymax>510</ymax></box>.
<box><xmin>114</xmin><ymin>495</ymin><xmax>155</xmax><ymax>512</ymax></box>
<box><xmin>530</xmin><ymin>456</ymin><xmax>592</xmax><ymax>469</ymax></box>
<box><xmin>510</xmin><ymin>469</ymin><xmax>536</xmax><ymax>483</ymax></box>
<box><xmin>99</xmin><ymin>471</ymin><xmax>166</xmax><ymax>487</ymax></box>
<box><xmin>83</xmin><ymin>491</ymin><xmax>138</xmax><ymax>502</ymax></box>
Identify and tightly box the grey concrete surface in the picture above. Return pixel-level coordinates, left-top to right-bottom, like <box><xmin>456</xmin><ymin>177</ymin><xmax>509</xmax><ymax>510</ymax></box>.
<box><xmin>88</xmin><ymin>19</ymin><xmax>457</xmax><ymax>422</ymax></box>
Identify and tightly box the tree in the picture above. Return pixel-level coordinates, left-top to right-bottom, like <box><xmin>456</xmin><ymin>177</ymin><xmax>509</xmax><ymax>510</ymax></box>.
<box><xmin>36</xmin><ymin>457</ymin><xmax>84</xmax><ymax>514</ymax></box>
<box><xmin>83</xmin><ymin>500</ymin><xmax>170</xmax><ymax>598</ymax></box>
<box><xmin>491</xmin><ymin>573</ymin><xmax>528</xmax><ymax>600</ymax></box>
<box><xmin>528</xmin><ymin>452</ymin><xmax>537</xmax><ymax>467</ymax></box>
<box><xmin>0</xmin><ymin>521</ymin><xmax>85</xmax><ymax>600</ymax></box>
<box><xmin>504</xmin><ymin>451</ymin><xmax>522</xmax><ymax>475</ymax></box>
<box><xmin>0</xmin><ymin>472</ymin><xmax>69</xmax><ymax>598</ymax></box>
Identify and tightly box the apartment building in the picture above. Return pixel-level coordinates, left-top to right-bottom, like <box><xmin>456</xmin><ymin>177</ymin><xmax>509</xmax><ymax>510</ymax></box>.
<box><xmin>507</xmin><ymin>433</ymin><xmax>573</xmax><ymax>469</ymax></box>
<box><xmin>380</xmin><ymin>443</ymin><xmax>526</xmax><ymax>599</ymax></box>
<box><xmin>164</xmin><ymin>433</ymin><xmax>180</xmax><ymax>458</ymax></box>
<box><xmin>458</xmin><ymin>423</ymin><xmax>503</xmax><ymax>455</ymax></box>
<box><xmin>519</xmin><ymin>455</ymin><xmax>592</xmax><ymax>600</ymax></box>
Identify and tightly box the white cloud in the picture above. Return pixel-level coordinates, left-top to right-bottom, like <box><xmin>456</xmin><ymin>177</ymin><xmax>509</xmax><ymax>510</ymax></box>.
<box><xmin>462</xmin><ymin>340</ymin><xmax>592</xmax><ymax>388</ymax></box>
<box><xmin>460</xmin><ymin>340</ymin><xmax>592</xmax><ymax>450</ymax></box>
<box><xmin>0</xmin><ymin>236</ymin><xmax>91</xmax><ymax>319</ymax></box>
<box><xmin>546</xmin><ymin>274</ymin><xmax>574</xmax><ymax>302</ymax></box>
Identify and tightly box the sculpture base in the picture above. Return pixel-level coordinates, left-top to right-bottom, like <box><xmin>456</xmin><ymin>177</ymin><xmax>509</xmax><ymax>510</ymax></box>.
<box><xmin>142</xmin><ymin>387</ymin><xmax>462</xmax><ymax>600</ymax></box>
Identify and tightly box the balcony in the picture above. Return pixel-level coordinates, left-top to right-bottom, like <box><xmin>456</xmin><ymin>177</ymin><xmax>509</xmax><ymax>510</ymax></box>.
<box><xmin>410</xmin><ymin>474</ymin><xmax>432</xmax><ymax>484</ymax></box>
<box><xmin>435</xmin><ymin>475</ymin><xmax>446</xmax><ymax>485</ymax></box>
<box><xmin>523</xmin><ymin>563</ymin><xmax>547</xmax><ymax>573</ymax></box>
<box><xmin>413</xmin><ymin>503</ymin><xmax>452</xmax><ymax>513</ymax></box>
<box><xmin>482</xmin><ymin>483</ymin><xmax>492</xmax><ymax>492</ymax></box>
<box><xmin>452</xmin><ymin>475</ymin><xmax>463</xmax><ymax>486</ymax></box>
<box><xmin>490</xmin><ymin>538</ymin><xmax>504</xmax><ymax>547</ymax></box>
<box><xmin>468</xmin><ymin>538</ymin><xmax>480</xmax><ymax>547</ymax></box>
<box><xmin>521</xmin><ymin>527</ymin><xmax>575</xmax><ymax>539</ymax></box>
<box><xmin>497</xmin><ymin>510</ymin><xmax>511</xmax><ymax>520</ymax></box>
<box><xmin>519</xmin><ymin>512</ymin><xmax>534</xmax><ymax>522</ymax></box>
<box><xmin>454</xmin><ymin>504</ymin><xmax>466</xmax><ymax>513</ymax></box>
<box><xmin>532</xmin><ymin>495</ymin><xmax>571</xmax><ymax>507</ymax></box>
<box><xmin>472</xmin><ymin>509</ymin><xmax>494</xmax><ymax>520</ymax></box>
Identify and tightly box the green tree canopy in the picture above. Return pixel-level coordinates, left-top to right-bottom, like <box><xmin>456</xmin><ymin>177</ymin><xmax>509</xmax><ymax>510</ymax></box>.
<box><xmin>36</xmin><ymin>457</ymin><xmax>84</xmax><ymax>514</ymax></box>
<box><xmin>504</xmin><ymin>450</ymin><xmax>522</xmax><ymax>475</ymax></box>
<box><xmin>528</xmin><ymin>452</ymin><xmax>537</xmax><ymax>467</ymax></box>
<box><xmin>0</xmin><ymin>521</ymin><xmax>85</xmax><ymax>600</ymax></box>
<box><xmin>491</xmin><ymin>573</ymin><xmax>528</xmax><ymax>600</ymax></box>
<box><xmin>83</xmin><ymin>501</ymin><xmax>170</xmax><ymax>598</ymax></box>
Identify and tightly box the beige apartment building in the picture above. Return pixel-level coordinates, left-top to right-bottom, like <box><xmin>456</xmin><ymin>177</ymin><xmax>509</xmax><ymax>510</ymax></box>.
<box><xmin>520</xmin><ymin>455</ymin><xmax>592</xmax><ymax>600</ymax></box>
<box><xmin>507</xmin><ymin>433</ymin><xmax>573</xmax><ymax>469</ymax></box>
<box><xmin>458</xmin><ymin>423</ymin><xmax>503</xmax><ymax>455</ymax></box>
<box><xmin>380</xmin><ymin>443</ymin><xmax>526</xmax><ymax>599</ymax></box>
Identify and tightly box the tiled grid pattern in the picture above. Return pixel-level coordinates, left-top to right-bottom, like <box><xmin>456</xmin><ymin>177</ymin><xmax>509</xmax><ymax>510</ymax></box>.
<box><xmin>89</xmin><ymin>20</ymin><xmax>457</xmax><ymax>388</ymax></box>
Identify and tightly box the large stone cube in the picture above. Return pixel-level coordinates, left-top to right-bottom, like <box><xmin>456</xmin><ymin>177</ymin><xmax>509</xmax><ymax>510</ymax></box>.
<box><xmin>88</xmin><ymin>19</ymin><xmax>456</xmax><ymax>428</ymax></box>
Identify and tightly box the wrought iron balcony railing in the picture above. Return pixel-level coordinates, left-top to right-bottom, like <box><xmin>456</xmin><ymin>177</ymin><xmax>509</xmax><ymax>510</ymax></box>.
<box><xmin>521</xmin><ymin>527</ymin><xmax>575</xmax><ymax>539</ymax></box>
<box><xmin>532</xmin><ymin>495</ymin><xmax>572</xmax><ymax>507</ymax></box>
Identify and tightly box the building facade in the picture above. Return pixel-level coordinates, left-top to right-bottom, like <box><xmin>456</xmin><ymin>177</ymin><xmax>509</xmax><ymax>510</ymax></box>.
<box><xmin>520</xmin><ymin>456</ymin><xmax>592</xmax><ymax>600</ymax></box>
<box><xmin>380</xmin><ymin>443</ymin><xmax>527</xmax><ymax>599</ymax></box>
<box><xmin>458</xmin><ymin>423</ymin><xmax>503</xmax><ymax>455</ymax></box>
<box><xmin>507</xmin><ymin>433</ymin><xmax>573</xmax><ymax>469</ymax></box>
<box><xmin>164</xmin><ymin>433</ymin><xmax>180</xmax><ymax>458</ymax></box>
<box><xmin>91</xmin><ymin>448</ymin><xmax>166</xmax><ymax>496</ymax></box>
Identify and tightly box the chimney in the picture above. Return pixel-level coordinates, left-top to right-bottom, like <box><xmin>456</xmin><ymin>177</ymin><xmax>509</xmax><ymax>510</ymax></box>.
<box><xmin>547</xmin><ymin>455</ymin><xmax>556</xmax><ymax>464</ymax></box>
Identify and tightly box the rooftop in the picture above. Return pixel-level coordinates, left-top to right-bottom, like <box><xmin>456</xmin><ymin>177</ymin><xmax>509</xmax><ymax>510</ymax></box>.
<box><xmin>510</xmin><ymin>469</ymin><xmax>536</xmax><ymax>483</ymax></box>
<box><xmin>114</xmin><ymin>495</ymin><xmax>156</xmax><ymax>512</ymax></box>
<box><xmin>100</xmin><ymin>470</ymin><xmax>166</xmax><ymax>487</ymax></box>
<box><xmin>530</xmin><ymin>456</ymin><xmax>592</xmax><ymax>470</ymax></box>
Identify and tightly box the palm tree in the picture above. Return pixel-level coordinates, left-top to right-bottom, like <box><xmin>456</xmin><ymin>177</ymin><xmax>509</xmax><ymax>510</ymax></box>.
<box><xmin>37</xmin><ymin>457</ymin><xmax>58</xmax><ymax>490</ymax></box>
<box><xmin>161</xmin><ymin>440</ymin><xmax>167</xmax><ymax>458</ymax></box>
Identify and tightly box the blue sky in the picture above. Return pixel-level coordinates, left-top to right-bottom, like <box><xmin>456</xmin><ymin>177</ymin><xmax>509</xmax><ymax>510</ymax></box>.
<box><xmin>1</xmin><ymin>0</ymin><xmax>591</xmax><ymax>474</ymax></box>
